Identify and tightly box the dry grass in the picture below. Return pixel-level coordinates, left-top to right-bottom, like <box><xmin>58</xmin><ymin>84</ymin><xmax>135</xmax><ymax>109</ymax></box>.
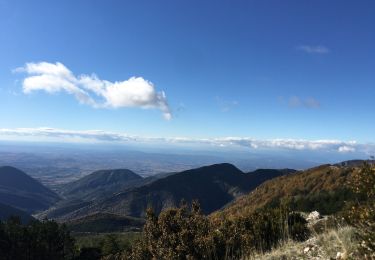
<box><xmin>247</xmin><ymin>226</ymin><xmax>358</xmax><ymax>260</ymax></box>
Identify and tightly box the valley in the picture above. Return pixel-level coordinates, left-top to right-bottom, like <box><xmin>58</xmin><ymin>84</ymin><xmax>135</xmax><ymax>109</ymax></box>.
<box><xmin>0</xmin><ymin>143</ymin><xmax>326</xmax><ymax>191</ymax></box>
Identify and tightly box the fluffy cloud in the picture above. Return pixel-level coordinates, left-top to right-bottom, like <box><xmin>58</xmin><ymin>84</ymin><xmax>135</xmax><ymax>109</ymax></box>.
<box><xmin>15</xmin><ymin>62</ymin><xmax>172</xmax><ymax>120</ymax></box>
<box><xmin>1</xmin><ymin>127</ymin><xmax>372</xmax><ymax>154</ymax></box>
<box><xmin>297</xmin><ymin>45</ymin><xmax>330</xmax><ymax>54</ymax></box>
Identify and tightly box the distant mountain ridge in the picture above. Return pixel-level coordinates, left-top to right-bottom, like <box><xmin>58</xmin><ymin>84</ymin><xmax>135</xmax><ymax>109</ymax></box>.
<box><xmin>52</xmin><ymin>163</ymin><xmax>293</xmax><ymax>220</ymax></box>
<box><xmin>0</xmin><ymin>166</ymin><xmax>60</xmax><ymax>213</ymax></box>
<box><xmin>58</xmin><ymin>169</ymin><xmax>143</xmax><ymax>201</ymax></box>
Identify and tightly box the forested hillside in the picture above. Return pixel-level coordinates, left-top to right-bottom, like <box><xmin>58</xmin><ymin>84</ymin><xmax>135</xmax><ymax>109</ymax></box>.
<box><xmin>216</xmin><ymin>163</ymin><xmax>358</xmax><ymax>219</ymax></box>
<box><xmin>55</xmin><ymin>163</ymin><xmax>291</xmax><ymax>220</ymax></box>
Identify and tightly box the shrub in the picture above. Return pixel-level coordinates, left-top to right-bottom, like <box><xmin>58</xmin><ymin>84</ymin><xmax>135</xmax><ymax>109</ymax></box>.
<box><xmin>288</xmin><ymin>212</ymin><xmax>310</xmax><ymax>241</ymax></box>
<box><xmin>344</xmin><ymin>163</ymin><xmax>375</xmax><ymax>258</ymax></box>
<box><xmin>122</xmin><ymin>201</ymin><xmax>309</xmax><ymax>259</ymax></box>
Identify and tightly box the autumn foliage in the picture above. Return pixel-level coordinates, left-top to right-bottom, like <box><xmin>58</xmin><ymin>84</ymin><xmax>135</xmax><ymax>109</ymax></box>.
<box><xmin>344</xmin><ymin>163</ymin><xmax>375</xmax><ymax>258</ymax></box>
<box><xmin>111</xmin><ymin>200</ymin><xmax>309</xmax><ymax>259</ymax></box>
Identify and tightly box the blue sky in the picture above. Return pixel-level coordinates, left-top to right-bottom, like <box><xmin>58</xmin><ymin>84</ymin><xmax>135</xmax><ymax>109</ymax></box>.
<box><xmin>0</xmin><ymin>0</ymin><xmax>374</xmax><ymax>154</ymax></box>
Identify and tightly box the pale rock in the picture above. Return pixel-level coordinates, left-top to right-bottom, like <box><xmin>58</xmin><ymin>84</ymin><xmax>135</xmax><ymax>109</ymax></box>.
<box><xmin>306</xmin><ymin>211</ymin><xmax>320</xmax><ymax>221</ymax></box>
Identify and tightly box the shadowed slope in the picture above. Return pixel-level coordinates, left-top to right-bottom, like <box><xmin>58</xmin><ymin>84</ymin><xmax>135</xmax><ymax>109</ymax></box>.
<box><xmin>0</xmin><ymin>166</ymin><xmax>60</xmax><ymax>213</ymax></box>
<box><xmin>58</xmin><ymin>169</ymin><xmax>143</xmax><ymax>201</ymax></box>
<box><xmin>60</xmin><ymin>163</ymin><xmax>291</xmax><ymax>220</ymax></box>
<box><xmin>0</xmin><ymin>202</ymin><xmax>35</xmax><ymax>224</ymax></box>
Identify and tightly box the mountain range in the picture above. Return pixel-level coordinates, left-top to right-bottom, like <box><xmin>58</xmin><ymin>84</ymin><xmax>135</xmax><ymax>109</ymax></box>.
<box><xmin>1</xmin><ymin>160</ymin><xmax>369</xmax><ymax>234</ymax></box>
<box><xmin>45</xmin><ymin>163</ymin><xmax>293</xmax><ymax>221</ymax></box>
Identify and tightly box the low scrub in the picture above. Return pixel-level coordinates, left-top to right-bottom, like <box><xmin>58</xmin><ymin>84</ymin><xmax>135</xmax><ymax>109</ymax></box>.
<box><xmin>108</xmin><ymin>201</ymin><xmax>309</xmax><ymax>259</ymax></box>
<box><xmin>341</xmin><ymin>163</ymin><xmax>375</xmax><ymax>258</ymax></box>
<box><xmin>251</xmin><ymin>226</ymin><xmax>358</xmax><ymax>259</ymax></box>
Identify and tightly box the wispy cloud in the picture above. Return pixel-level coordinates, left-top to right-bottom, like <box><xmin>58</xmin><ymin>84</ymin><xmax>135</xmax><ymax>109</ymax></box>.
<box><xmin>1</xmin><ymin>127</ymin><xmax>372</xmax><ymax>154</ymax></box>
<box><xmin>297</xmin><ymin>45</ymin><xmax>330</xmax><ymax>54</ymax></box>
<box><xmin>215</xmin><ymin>96</ymin><xmax>239</xmax><ymax>112</ymax></box>
<box><xmin>279</xmin><ymin>96</ymin><xmax>321</xmax><ymax>109</ymax></box>
<box><xmin>288</xmin><ymin>96</ymin><xmax>302</xmax><ymax>107</ymax></box>
<box><xmin>304</xmin><ymin>97</ymin><xmax>320</xmax><ymax>109</ymax></box>
<box><xmin>14</xmin><ymin>62</ymin><xmax>172</xmax><ymax>120</ymax></box>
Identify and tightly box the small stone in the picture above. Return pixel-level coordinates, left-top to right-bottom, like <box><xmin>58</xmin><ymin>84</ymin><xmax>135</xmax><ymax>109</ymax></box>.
<box><xmin>304</xmin><ymin>247</ymin><xmax>310</xmax><ymax>254</ymax></box>
<box><xmin>306</xmin><ymin>211</ymin><xmax>320</xmax><ymax>221</ymax></box>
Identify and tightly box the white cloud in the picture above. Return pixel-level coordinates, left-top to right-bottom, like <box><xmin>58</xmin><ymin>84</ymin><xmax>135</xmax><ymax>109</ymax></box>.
<box><xmin>15</xmin><ymin>62</ymin><xmax>172</xmax><ymax>120</ymax></box>
<box><xmin>297</xmin><ymin>45</ymin><xmax>330</xmax><ymax>54</ymax></box>
<box><xmin>213</xmin><ymin>137</ymin><xmax>359</xmax><ymax>152</ymax></box>
<box><xmin>0</xmin><ymin>127</ymin><xmax>372</xmax><ymax>155</ymax></box>
<box><xmin>338</xmin><ymin>146</ymin><xmax>356</xmax><ymax>153</ymax></box>
<box><xmin>0</xmin><ymin>127</ymin><xmax>136</xmax><ymax>142</ymax></box>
